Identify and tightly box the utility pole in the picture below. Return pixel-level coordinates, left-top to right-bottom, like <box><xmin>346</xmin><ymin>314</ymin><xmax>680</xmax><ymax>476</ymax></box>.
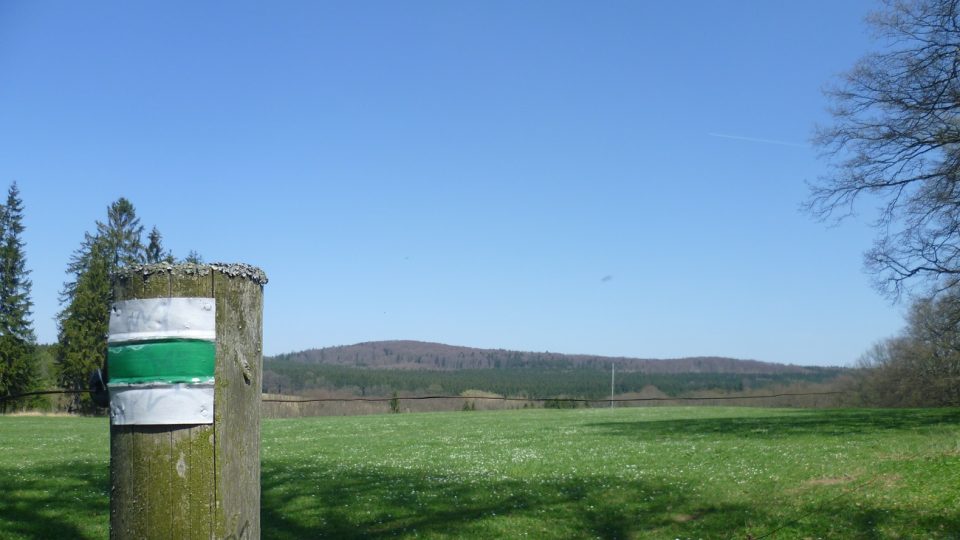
<box><xmin>610</xmin><ymin>362</ymin><xmax>615</xmax><ymax>408</ymax></box>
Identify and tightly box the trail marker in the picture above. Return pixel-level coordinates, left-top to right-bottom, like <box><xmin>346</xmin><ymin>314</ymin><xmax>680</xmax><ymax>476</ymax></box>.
<box><xmin>108</xmin><ymin>263</ymin><xmax>266</xmax><ymax>540</ymax></box>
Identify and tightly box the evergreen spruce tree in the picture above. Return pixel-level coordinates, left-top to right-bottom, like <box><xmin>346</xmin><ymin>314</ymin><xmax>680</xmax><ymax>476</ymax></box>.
<box><xmin>56</xmin><ymin>197</ymin><xmax>147</xmax><ymax>412</ymax></box>
<box><xmin>60</xmin><ymin>198</ymin><xmax>145</xmax><ymax>308</ymax></box>
<box><xmin>59</xmin><ymin>231</ymin><xmax>98</xmax><ymax>308</ymax></box>
<box><xmin>97</xmin><ymin>197</ymin><xmax>145</xmax><ymax>269</ymax></box>
<box><xmin>0</xmin><ymin>182</ymin><xmax>36</xmax><ymax>411</ymax></box>
<box><xmin>56</xmin><ymin>240</ymin><xmax>110</xmax><ymax>413</ymax></box>
<box><xmin>146</xmin><ymin>226</ymin><xmax>174</xmax><ymax>264</ymax></box>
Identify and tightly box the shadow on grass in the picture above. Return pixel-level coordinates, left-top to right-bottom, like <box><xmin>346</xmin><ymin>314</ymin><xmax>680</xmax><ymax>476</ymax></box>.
<box><xmin>260</xmin><ymin>460</ymin><xmax>756</xmax><ymax>539</ymax></box>
<box><xmin>4</xmin><ymin>457</ymin><xmax>956</xmax><ymax>540</ymax></box>
<box><xmin>261</xmin><ymin>457</ymin><xmax>960</xmax><ymax>539</ymax></box>
<box><xmin>0</xmin><ymin>461</ymin><xmax>109</xmax><ymax>539</ymax></box>
<box><xmin>756</xmin><ymin>498</ymin><xmax>960</xmax><ymax>539</ymax></box>
<box><xmin>588</xmin><ymin>407</ymin><xmax>960</xmax><ymax>440</ymax></box>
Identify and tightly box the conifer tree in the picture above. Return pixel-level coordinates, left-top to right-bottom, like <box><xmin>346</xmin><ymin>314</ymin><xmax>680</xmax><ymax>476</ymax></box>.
<box><xmin>60</xmin><ymin>198</ymin><xmax>146</xmax><ymax>308</ymax></box>
<box><xmin>59</xmin><ymin>231</ymin><xmax>98</xmax><ymax>308</ymax></box>
<box><xmin>0</xmin><ymin>182</ymin><xmax>36</xmax><ymax>411</ymax></box>
<box><xmin>97</xmin><ymin>197</ymin><xmax>144</xmax><ymax>270</ymax></box>
<box><xmin>146</xmin><ymin>226</ymin><xmax>173</xmax><ymax>264</ymax></box>
<box><xmin>56</xmin><ymin>197</ymin><xmax>146</xmax><ymax>412</ymax></box>
<box><xmin>184</xmin><ymin>249</ymin><xmax>203</xmax><ymax>264</ymax></box>
<box><xmin>56</xmin><ymin>240</ymin><xmax>110</xmax><ymax>412</ymax></box>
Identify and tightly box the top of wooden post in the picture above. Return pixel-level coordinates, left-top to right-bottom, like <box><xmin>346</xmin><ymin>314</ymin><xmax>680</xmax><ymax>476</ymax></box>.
<box><xmin>113</xmin><ymin>262</ymin><xmax>269</xmax><ymax>286</ymax></box>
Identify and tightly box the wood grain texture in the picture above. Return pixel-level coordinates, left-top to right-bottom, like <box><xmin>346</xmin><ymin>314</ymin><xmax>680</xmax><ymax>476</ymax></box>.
<box><xmin>110</xmin><ymin>265</ymin><xmax>263</xmax><ymax>540</ymax></box>
<box><xmin>213</xmin><ymin>270</ymin><xmax>262</xmax><ymax>540</ymax></box>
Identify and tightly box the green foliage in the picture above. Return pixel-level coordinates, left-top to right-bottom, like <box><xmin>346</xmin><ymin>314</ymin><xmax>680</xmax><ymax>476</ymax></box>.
<box><xmin>389</xmin><ymin>391</ymin><xmax>400</xmax><ymax>414</ymax></box>
<box><xmin>0</xmin><ymin>182</ymin><xmax>34</xmax><ymax>342</ymax></box>
<box><xmin>97</xmin><ymin>197</ymin><xmax>144</xmax><ymax>269</ymax></box>
<box><xmin>0</xmin><ymin>182</ymin><xmax>37</xmax><ymax>411</ymax></box>
<box><xmin>183</xmin><ymin>250</ymin><xmax>203</xmax><ymax>264</ymax></box>
<box><xmin>543</xmin><ymin>397</ymin><xmax>579</xmax><ymax>409</ymax></box>
<box><xmin>26</xmin><ymin>344</ymin><xmax>58</xmax><ymax>410</ymax></box>
<box><xmin>145</xmin><ymin>226</ymin><xmax>174</xmax><ymax>264</ymax></box>
<box><xmin>0</xmin><ymin>336</ymin><xmax>35</xmax><ymax>412</ymax></box>
<box><xmin>56</xmin><ymin>240</ymin><xmax>111</xmax><ymax>413</ymax></box>
<box><xmin>60</xmin><ymin>198</ymin><xmax>144</xmax><ymax>310</ymax></box>
<box><xmin>855</xmin><ymin>293</ymin><xmax>960</xmax><ymax>407</ymax></box>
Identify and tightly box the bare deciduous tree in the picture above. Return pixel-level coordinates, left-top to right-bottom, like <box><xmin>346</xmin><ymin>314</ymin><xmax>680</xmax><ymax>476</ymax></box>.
<box><xmin>810</xmin><ymin>0</ymin><xmax>960</xmax><ymax>300</ymax></box>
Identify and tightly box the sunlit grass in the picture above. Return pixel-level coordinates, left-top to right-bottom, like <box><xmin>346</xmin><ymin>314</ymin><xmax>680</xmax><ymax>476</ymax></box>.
<box><xmin>261</xmin><ymin>407</ymin><xmax>960</xmax><ymax>539</ymax></box>
<box><xmin>0</xmin><ymin>416</ymin><xmax>109</xmax><ymax>539</ymax></box>
<box><xmin>1</xmin><ymin>407</ymin><xmax>958</xmax><ymax>539</ymax></box>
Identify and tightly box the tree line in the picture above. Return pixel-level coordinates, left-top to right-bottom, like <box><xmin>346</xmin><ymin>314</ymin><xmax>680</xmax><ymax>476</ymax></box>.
<box><xmin>852</xmin><ymin>294</ymin><xmax>960</xmax><ymax>407</ymax></box>
<box><xmin>277</xmin><ymin>341</ymin><xmax>812</xmax><ymax>375</ymax></box>
<box><xmin>263</xmin><ymin>359</ymin><xmax>845</xmax><ymax>400</ymax></box>
<box><xmin>0</xmin><ymin>186</ymin><xmax>202</xmax><ymax>412</ymax></box>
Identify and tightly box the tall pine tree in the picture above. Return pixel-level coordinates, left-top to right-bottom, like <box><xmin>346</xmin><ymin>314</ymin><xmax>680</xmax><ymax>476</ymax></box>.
<box><xmin>56</xmin><ymin>240</ymin><xmax>110</xmax><ymax>412</ymax></box>
<box><xmin>57</xmin><ymin>197</ymin><xmax>146</xmax><ymax>412</ymax></box>
<box><xmin>60</xmin><ymin>198</ymin><xmax>146</xmax><ymax>309</ymax></box>
<box><xmin>98</xmin><ymin>198</ymin><xmax>144</xmax><ymax>268</ymax></box>
<box><xmin>184</xmin><ymin>249</ymin><xmax>203</xmax><ymax>264</ymax></box>
<box><xmin>0</xmin><ymin>182</ymin><xmax>37</xmax><ymax>412</ymax></box>
<box><xmin>146</xmin><ymin>226</ymin><xmax>174</xmax><ymax>264</ymax></box>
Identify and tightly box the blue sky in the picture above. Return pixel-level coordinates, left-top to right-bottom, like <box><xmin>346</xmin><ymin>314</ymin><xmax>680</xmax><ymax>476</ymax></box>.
<box><xmin>1</xmin><ymin>0</ymin><xmax>903</xmax><ymax>365</ymax></box>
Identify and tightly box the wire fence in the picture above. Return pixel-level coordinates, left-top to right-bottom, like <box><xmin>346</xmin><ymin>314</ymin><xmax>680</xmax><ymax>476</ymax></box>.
<box><xmin>0</xmin><ymin>388</ymin><xmax>846</xmax><ymax>404</ymax></box>
<box><xmin>0</xmin><ymin>389</ymin><xmax>87</xmax><ymax>402</ymax></box>
<box><xmin>261</xmin><ymin>390</ymin><xmax>845</xmax><ymax>404</ymax></box>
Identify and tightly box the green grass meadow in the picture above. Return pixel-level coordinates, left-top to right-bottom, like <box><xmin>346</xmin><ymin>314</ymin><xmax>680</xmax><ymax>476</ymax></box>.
<box><xmin>1</xmin><ymin>407</ymin><xmax>958</xmax><ymax>539</ymax></box>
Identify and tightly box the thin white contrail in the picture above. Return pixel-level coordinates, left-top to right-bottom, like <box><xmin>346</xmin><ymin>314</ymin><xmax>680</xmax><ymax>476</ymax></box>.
<box><xmin>708</xmin><ymin>132</ymin><xmax>806</xmax><ymax>148</ymax></box>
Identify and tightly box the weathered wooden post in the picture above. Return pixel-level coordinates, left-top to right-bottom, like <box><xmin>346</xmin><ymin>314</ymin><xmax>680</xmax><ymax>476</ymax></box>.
<box><xmin>108</xmin><ymin>263</ymin><xmax>267</xmax><ymax>540</ymax></box>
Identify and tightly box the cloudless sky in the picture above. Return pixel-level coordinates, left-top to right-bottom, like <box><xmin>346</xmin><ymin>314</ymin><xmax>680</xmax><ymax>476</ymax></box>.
<box><xmin>1</xmin><ymin>0</ymin><xmax>904</xmax><ymax>366</ymax></box>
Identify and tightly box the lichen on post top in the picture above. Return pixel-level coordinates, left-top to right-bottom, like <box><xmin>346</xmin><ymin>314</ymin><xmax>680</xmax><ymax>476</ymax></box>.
<box><xmin>114</xmin><ymin>262</ymin><xmax>269</xmax><ymax>285</ymax></box>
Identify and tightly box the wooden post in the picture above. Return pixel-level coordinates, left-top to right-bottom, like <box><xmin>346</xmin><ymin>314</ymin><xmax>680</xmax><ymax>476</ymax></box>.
<box><xmin>109</xmin><ymin>263</ymin><xmax>266</xmax><ymax>540</ymax></box>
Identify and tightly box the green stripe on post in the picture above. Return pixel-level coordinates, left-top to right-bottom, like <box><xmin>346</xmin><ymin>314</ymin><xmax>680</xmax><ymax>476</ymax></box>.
<box><xmin>108</xmin><ymin>339</ymin><xmax>216</xmax><ymax>384</ymax></box>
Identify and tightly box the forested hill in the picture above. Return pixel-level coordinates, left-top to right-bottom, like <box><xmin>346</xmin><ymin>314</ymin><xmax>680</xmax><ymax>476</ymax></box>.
<box><xmin>269</xmin><ymin>340</ymin><xmax>822</xmax><ymax>374</ymax></box>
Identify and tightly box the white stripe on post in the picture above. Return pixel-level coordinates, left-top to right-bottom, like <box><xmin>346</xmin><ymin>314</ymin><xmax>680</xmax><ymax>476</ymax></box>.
<box><xmin>109</xmin><ymin>297</ymin><xmax>216</xmax><ymax>343</ymax></box>
<box><xmin>109</xmin><ymin>384</ymin><xmax>215</xmax><ymax>425</ymax></box>
<box><xmin>107</xmin><ymin>297</ymin><xmax>217</xmax><ymax>425</ymax></box>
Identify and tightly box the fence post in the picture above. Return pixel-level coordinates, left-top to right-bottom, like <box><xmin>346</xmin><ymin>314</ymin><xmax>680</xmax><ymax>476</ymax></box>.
<box><xmin>109</xmin><ymin>263</ymin><xmax>267</xmax><ymax>539</ymax></box>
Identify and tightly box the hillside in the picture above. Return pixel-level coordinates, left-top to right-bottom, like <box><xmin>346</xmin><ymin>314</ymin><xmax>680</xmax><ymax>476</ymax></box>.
<box><xmin>269</xmin><ymin>340</ymin><xmax>822</xmax><ymax>374</ymax></box>
<box><xmin>263</xmin><ymin>341</ymin><xmax>847</xmax><ymax>401</ymax></box>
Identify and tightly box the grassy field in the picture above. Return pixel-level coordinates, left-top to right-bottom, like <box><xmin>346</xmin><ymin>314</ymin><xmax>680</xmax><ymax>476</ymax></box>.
<box><xmin>1</xmin><ymin>407</ymin><xmax>958</xmax><ymax>539</ymax></box>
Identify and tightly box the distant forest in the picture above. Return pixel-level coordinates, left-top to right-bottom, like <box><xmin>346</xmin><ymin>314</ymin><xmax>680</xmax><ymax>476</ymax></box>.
<box><xmin>271</xmin><ymin>340</ymin><xmax>822</xmax><ymax>373</ymax></box>
<box><xmin>264</xmin><ymin>340</ymin><xmax>845</xmax><ymax>399</ymax></box>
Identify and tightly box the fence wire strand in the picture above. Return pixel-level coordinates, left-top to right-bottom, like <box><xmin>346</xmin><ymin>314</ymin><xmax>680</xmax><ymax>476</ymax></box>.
<box><xmin>0</xmin><ymin>389</ymin><xmax>86</xmax><ymax>402</ymax></box>
<box><xmin>1</xmin><ymin>389</ymin><xmax>845</xmax><ymax>404</ymax></box>
<box><xmin>261</xmin><ymin>391</ymin><xmax>845</xmax><ymax>404</ymax></box>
